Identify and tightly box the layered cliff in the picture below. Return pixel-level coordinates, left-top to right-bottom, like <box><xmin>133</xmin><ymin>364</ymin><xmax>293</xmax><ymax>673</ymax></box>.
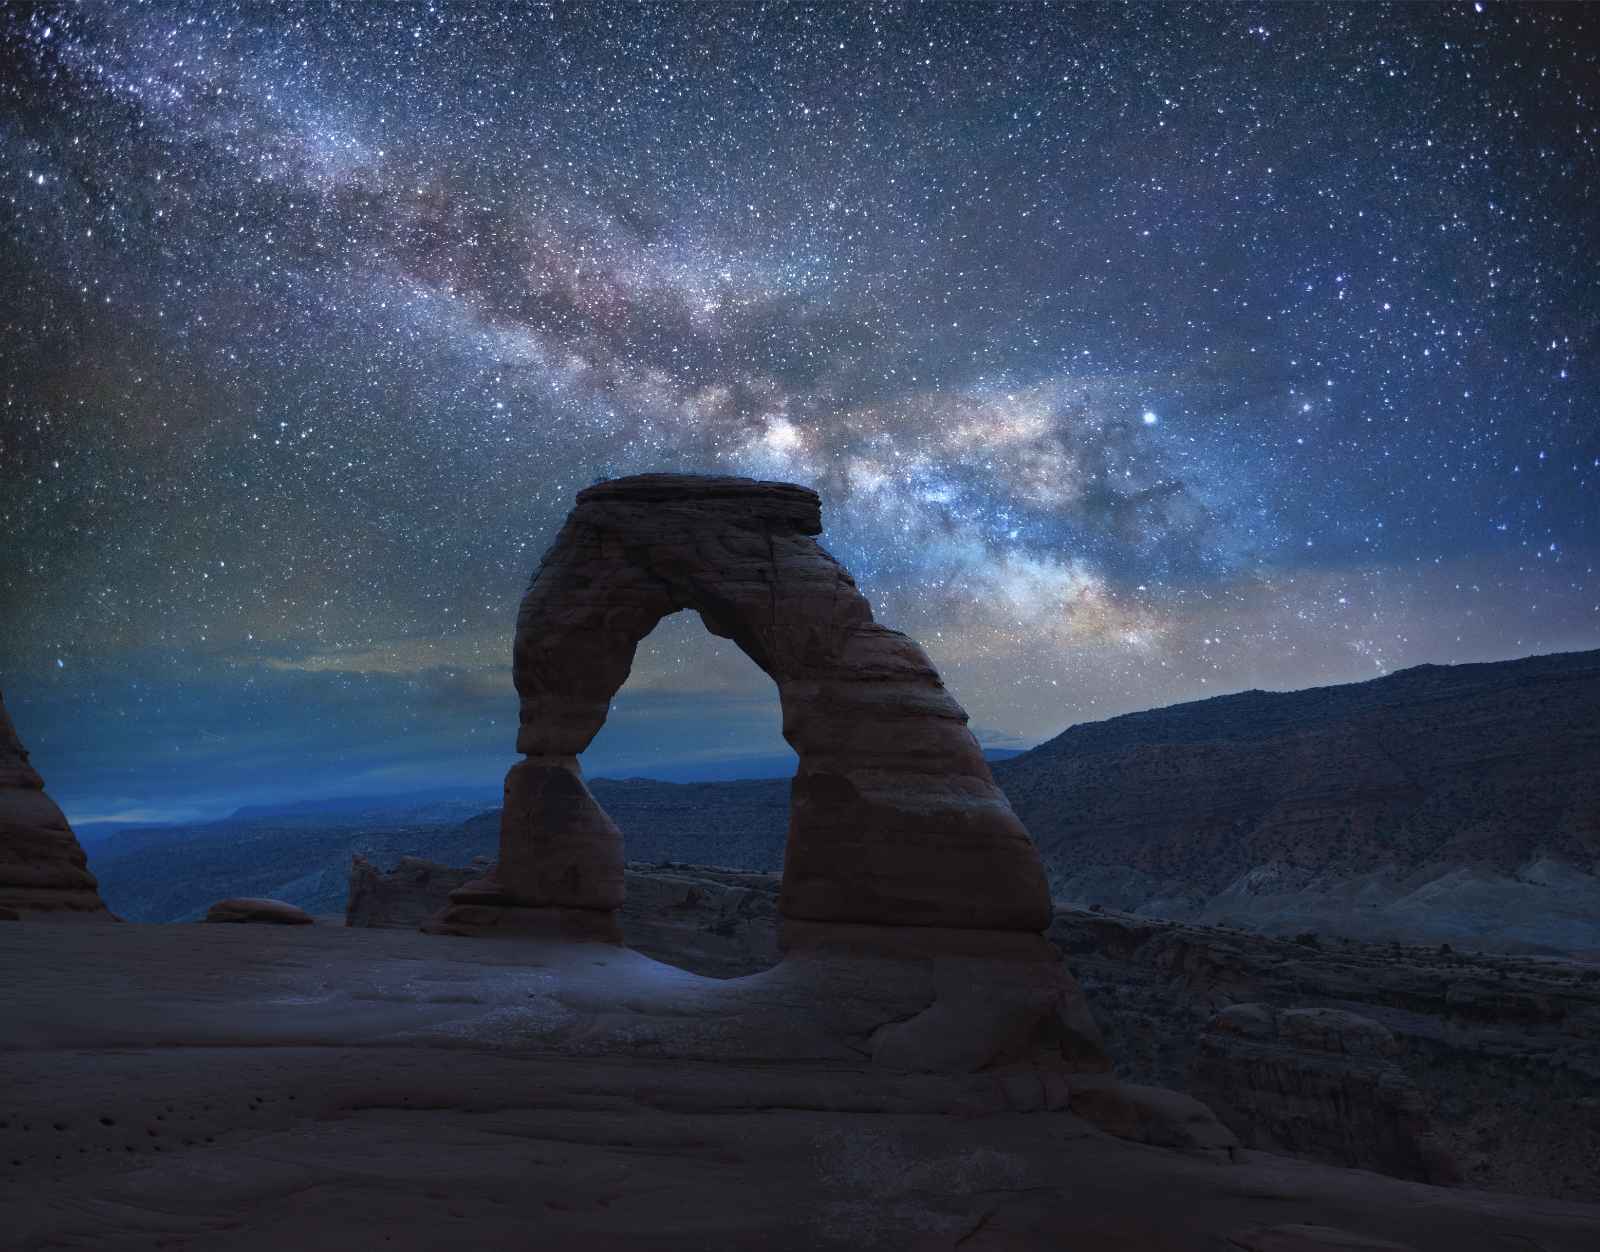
<box><xmin>993</xmin><ymin>649</ymin><xmax>1600</xmax><ymax>952</ymax></box>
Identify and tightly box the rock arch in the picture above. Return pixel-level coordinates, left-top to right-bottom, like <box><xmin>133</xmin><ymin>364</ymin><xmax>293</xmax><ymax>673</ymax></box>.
<box><xmin>436</xmin><ymin>473</ymin><xmax>1051</xmax><ymax>939</ymax></box>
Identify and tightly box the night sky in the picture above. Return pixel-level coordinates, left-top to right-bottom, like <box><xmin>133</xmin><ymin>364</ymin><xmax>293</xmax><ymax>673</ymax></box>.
<box><xmin>2</xmin><ymin>2</ymin><xmax>1596</xmax><ymax>824</ymax></box>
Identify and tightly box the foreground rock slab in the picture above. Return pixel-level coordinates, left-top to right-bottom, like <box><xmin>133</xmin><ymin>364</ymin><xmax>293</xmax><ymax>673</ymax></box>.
<box><xmin>0</xmin><ymin>690</ymin><xmax>114</xmax><ymax>922</ymax></box>
<box><xmin>2</xmin><ymin>923</ymin><xmax>1597</xmax><ymax>1251</ymax></box>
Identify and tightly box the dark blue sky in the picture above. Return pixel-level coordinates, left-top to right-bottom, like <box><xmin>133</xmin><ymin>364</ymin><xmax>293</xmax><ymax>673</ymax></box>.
<box><xmin>2</xmin><ymin>2</ymin><xmax>1596</xmax><ymax>822</ymax></box>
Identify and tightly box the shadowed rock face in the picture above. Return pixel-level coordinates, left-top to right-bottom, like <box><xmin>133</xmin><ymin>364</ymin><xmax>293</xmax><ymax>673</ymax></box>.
<box><xmin>437</xmin><ymin>473</ymin><xmax>1051</xmax><ymax>935</ymax></box>
<box><xmin>1189</xmin><ymin>1004</ymin><xmax>1460</xmax><ymax>1186</ymax></box>
<box><xmin>0</xmin><ymin>691</ymin><xmax>113</xmax><ymax>921</ymax></box>
<box><xmin>352</xmin><ymin>855</ymin><xmax>782</xmax><ymax>979</ymax></box>
<box><xmin>994</xmin><ymin>648</ymin><xmax>1600</xmax><ymax>952</ymax></box>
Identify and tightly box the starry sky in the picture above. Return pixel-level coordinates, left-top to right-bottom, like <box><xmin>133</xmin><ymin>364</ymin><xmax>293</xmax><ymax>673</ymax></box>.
<box><xmin>2</xmin><ymin>2</ymin><xmax>1596</xmax><ymax>825</ymax></box>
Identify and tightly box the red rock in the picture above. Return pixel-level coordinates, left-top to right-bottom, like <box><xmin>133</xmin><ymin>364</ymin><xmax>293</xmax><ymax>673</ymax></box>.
<box><xmin>202</xmin><ymin>898</ymin><xmax>315</xmax><ymax>925</ymax></box>
<box><xmin>436</xmin><ymin>474</ymin><xmax>1051</xmax><ymax>936</ymax></box>
<box><xmin>346</xmin><ymin>855</ymin><xmax>488</xmax><ymax>930</ymax></box>
<box><xmin>1190</xmin><ymin>1002</ymin><xmax>1460</xmax><ymax>1185</ymax></box>
<box><xmin>0</xmin><ymin>690</ymin><xmax>115</xmax><ymax>921</ymax></box>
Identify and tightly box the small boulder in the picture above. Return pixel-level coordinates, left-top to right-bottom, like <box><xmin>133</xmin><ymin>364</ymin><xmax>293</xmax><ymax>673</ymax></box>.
<box><xmin>203</xmin><ymin>897</ymin><xmax>314</xmax><ymax>925</ymax></box>
<box><xmin>1068</xmin><ymin>1074</ymin><xmax>1238</xmax><ymax>1159</ymax></box>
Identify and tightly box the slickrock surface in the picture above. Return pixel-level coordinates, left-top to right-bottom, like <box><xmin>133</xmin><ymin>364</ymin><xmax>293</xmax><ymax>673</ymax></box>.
<box><xmin>4</xmin><ymin>921</ymin><xmax>1598</xmax><ymax>1251</ymax></box>
<box><xmin>993</xmin><ymin>648</ymin><xmax>1600</xmax><ymax>953</ymax></box>
<box><xmin>202</xmin><ymin>897</ymin><xmax>315</xmax><ymax>925</ymax></box>
<box><xmin>439</xmin><ymin>473</ymin><xmax>1049</xmax><ymax>936</ymax></box>
<box><xmin>617</xmin><ymin>863</ymin><xmax>782</xmax><ymax>978</ymax></box>
<box><xmin>1189</xmin><ymin>1004</ymin><xmax>1459</xmax><ymax>1185</ymax></box>
<box><xmin>347</xmin><ymin>856</ymin><xmax>1600</xmax><ymax>1200</ymax></box>
<box><xmin>0</xmin><ymin>690</ymin><xmax>114</xmax><ymax>921</ymax></box>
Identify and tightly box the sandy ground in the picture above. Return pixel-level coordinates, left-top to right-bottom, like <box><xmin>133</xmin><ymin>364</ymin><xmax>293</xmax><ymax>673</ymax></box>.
<box><xmin>3</xmin><ymin>921</ymin><xmax>1598</xmax><ymax>1251</ymax></box>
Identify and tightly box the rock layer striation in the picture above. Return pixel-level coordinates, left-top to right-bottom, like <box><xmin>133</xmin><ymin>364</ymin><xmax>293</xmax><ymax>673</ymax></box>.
<box><xmin>0</xmin><ymin>691</ymin><xmax>113</xmax><ymax>921</ymax></box>
<box><xmin>435</xmin><ymin>474</ymin><xmax>1051</xmax><ymax>935</ymax></box>
<box><xmin>425</xmin><ymin>474</ymin><xmax>1101</xmax><ymax>1079</ymax></box>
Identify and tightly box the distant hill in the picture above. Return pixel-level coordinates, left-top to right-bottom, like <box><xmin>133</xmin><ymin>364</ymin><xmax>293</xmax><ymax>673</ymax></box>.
<box><xmin>228</xmin><ymin>787</ymin><xmax>496</xmax><ymax>822</ymax></box>
<box><xmin>90</xmin><ymin>777</ymin><xmax>794</xmax><ymax>923</ymax></box>
<box><xmin>992</xmin><ymin>648</ymin><xmax>1600</xmax><ymax>952</ymax></box>
<box><xmin>87</xmin><ymin>652</ymin><xmax>1600</xmax><ymax>952</ymax></box>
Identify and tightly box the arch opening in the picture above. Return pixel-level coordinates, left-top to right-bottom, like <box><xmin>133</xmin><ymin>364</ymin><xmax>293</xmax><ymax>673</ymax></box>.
<box><xmin>579</xmin><ymin>608</ymin><xmax>796</xmax><ymax>803</ymax></box>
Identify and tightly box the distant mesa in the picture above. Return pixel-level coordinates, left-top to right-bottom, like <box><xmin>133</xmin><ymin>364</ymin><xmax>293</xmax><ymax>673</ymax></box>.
<box><xmin>995</xmin><ymin>646</ymin><xmax>1600</xmax><ymax>953</ymax></box>
<box><xmin>202</xmin><ymin>897</ymin><xmax>315</xmax><ymax>925</ymax></box>
<box><xmin>0</xmin><ymin>690</ymin><xmax>116</xmax><ymax>922</ymax></box>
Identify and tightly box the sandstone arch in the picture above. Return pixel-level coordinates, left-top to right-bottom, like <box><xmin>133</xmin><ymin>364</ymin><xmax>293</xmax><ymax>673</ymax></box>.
<box><xmin>437</xmin><ymin>473</ymin><xmax>1052</xmax><ymax>939</ymax></box>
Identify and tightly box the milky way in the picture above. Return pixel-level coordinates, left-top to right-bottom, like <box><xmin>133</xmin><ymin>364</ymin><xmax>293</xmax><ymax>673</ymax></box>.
<box><xmin>2</xmin><ymin>3</ymin><xmax>1596</xmax><ymax>820</ymax></box>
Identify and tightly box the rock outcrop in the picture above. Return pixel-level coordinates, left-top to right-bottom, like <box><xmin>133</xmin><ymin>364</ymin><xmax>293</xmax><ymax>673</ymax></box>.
<box><xmin>202</xmin><ymin>898</ymin><xmax>314</xmax><ymax>925</ymax></box>
<box><xmin>994</xmin><ymin>648</ymin><xmax>1600</xmax><ymax>953</ymax></box>
<box><xmin>350</xmin><ymin>851</ymin><xmax>1600</xmax><ymax>1197</ymax></box>
<box><xmin>1189</xmin><ymin>1004</ymin><xmax>1459</xmax><ymax>1185</ymax></box>
<box><xmin>0</xmin><ymin>691</ymin><xmax>114</xmax><ymax>921</ymax></box>
<box><xmin>425</xmin><ymin>475</ymin><xmax>1103</xmax><ymax>1079</ymax></box>
<box><xmin>347</xmin><ymin>855</ymin><xmax>488</xmax><ymax>931</ymax></box>
<box><xmin>1048</xmin><ymin>904</ymin><xmax>1600</xmax><ymax>1201</ymax></box>
<box><xmin>352</xmin><ymin>854</ymin><xmax>781</xmax><ymax>978</ymax></box>
<box><xmin>433</xmin><ymin>473</ymin><xmax>1049</xmax><ymax>938</ymax></box>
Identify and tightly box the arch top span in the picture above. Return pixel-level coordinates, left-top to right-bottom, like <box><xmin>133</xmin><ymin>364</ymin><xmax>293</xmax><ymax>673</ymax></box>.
<box><xmin>444</xmin><ymin>472</ymin><xmax>1052</xmax><ymax>938</ymax></box>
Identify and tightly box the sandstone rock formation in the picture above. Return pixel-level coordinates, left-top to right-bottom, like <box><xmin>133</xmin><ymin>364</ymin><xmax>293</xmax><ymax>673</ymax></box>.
<box><xmin>202</xmin><ymin>897</ymin><xmax>314</xmax><ymax>925</ymax></box>
<box><xmin>1188</xmin><ymin>1004</ymin><xmax>1459</xmax><ymax>1185</ymax></box>
<box><xmin>354</xmin><ymin>844</ymin><xmax>1600</xmax><ymax>1198</ymax></box>
<box><xmin>1047</xmin><ymin>904</ymin><xmax>1600</xmax><ymax>1201</ymax></box>
<box><xmin>0</xmin><ymin>690</ymin><xmax>113</xmax><ymax>921</ymax></box>
<box><xmin>347</xmin><ymin>855</ymin><xmax>488</xmax><ymax>931</ymax></box>
<box><xmin>433</xmin><ymin>473</ymin><xmax>1049</xmax><ymax>937</ymax></box>
<box><xmin>994</xmin><ymin>648</ymin><xmax>1600</xmax><ymax>953</ymax></box>
<box><xmin>618</xmin><ymin>863</ymin><xmax>782</xmax><ymax>977</ymax></box>
<box><xmin>352</xmin><ymin>854</ymin><xmax>782</xmax><ymax>978</ymax></box>
<box><xmin>422</xmin><ymin>473</ymin><xmax>1106</xmax><ymax>1081</ymax></box>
